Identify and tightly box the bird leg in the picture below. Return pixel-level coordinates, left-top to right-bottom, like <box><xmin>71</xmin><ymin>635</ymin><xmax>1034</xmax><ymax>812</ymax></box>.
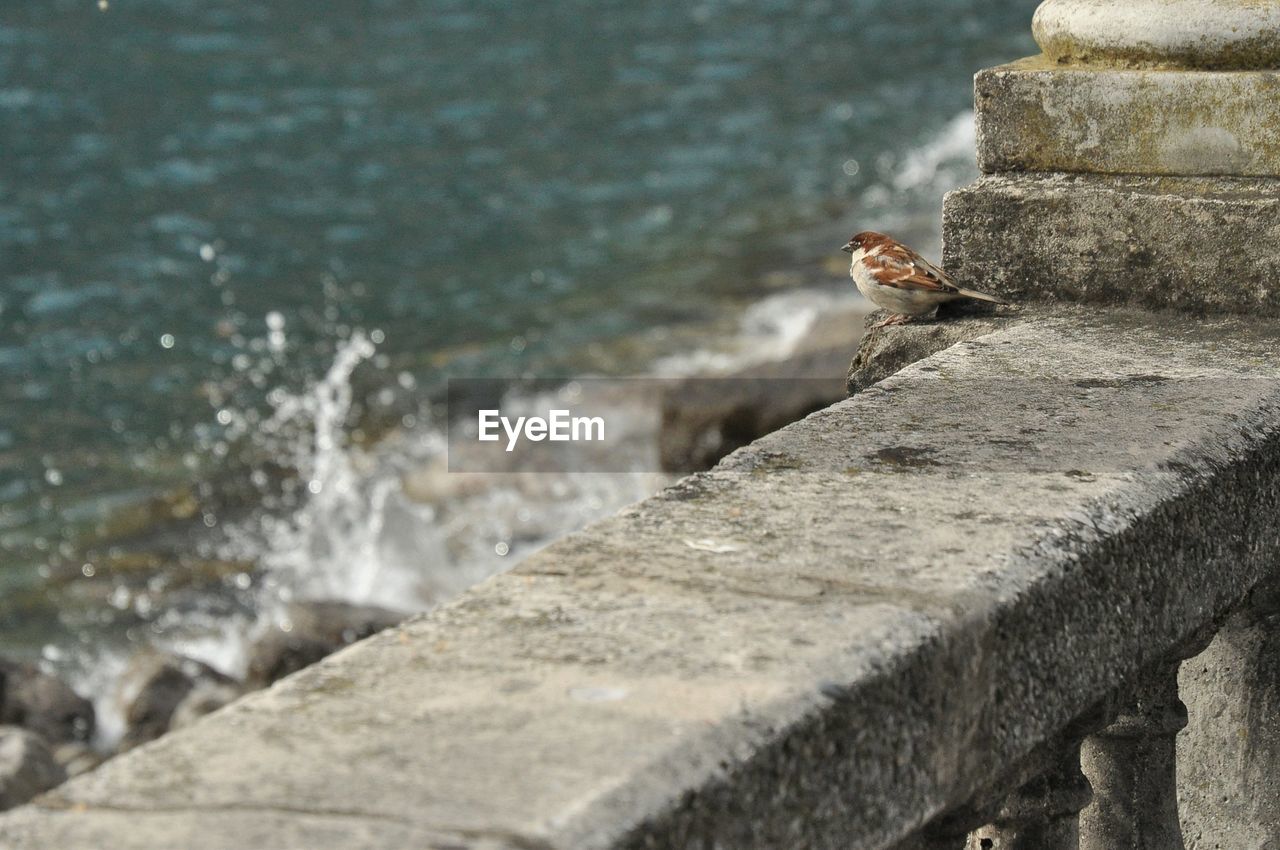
<box><xmin>869</xmin><ymin>313</ymin><xmax>912</xmax><ymax>329</ymax></box>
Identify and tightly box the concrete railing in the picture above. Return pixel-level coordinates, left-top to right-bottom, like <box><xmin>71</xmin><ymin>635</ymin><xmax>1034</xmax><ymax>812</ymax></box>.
<box><xmin>3</xmin><ymin>1</ymin><xmax>1280</xmax><ymax>848</ymax></box>
<box><xmin>2</xmin><ymin>309</ymin><xmax>1279</xmax><ymax>849</ymax></box>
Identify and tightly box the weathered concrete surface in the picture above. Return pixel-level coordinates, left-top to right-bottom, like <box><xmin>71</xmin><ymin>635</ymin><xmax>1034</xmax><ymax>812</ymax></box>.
<box><xmin>4</xmin><ymin>309</ymin><xmax>1280</xmax><ymax>849</ymax></box>
<box><xmin>976</xmin><ymin>59</ymin><xmax>1280</xmax><ymax>177</ymax></box>
<box><xmin>1032</xmin><ymin>0</ymin><xmax>1280</xmax><ymax>70</ymax></box>
<box><xmin>943</xmin><ymin>174</ymin><xmax>1280</xmax><ymax>313</ymax></box>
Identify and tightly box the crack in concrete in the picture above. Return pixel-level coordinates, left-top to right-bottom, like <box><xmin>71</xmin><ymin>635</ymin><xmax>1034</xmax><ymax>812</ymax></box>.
<box><xmin>32</xmin><ymin>799</ymin><xmax>556</xmax><ymax>850</ymax></box>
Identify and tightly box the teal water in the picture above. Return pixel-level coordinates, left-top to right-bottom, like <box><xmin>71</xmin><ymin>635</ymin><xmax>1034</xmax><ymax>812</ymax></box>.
<box><xmin>0</xmin><ymin>0</ymin><xmax>1037</xmax><ymax>694</ymax></box>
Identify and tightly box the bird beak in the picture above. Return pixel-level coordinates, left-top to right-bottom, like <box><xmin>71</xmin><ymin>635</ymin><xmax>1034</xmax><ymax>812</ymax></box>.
<box><xmin>841</xmin><ymin>243</ymin><xmax>854</xmax><ymax>254</ymax></box>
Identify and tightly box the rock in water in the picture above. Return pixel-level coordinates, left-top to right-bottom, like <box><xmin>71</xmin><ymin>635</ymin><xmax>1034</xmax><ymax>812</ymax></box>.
<box><xmin>0</xmin><ymin>659</ymin><xmax>95</xmax><ymax>745</ymax></box>
<box><xmin>169</xmin><ymin>680</ymin><xmax>244</xmax><ymax>732</ymax></box>
<box><xmin>245</xmin><ymin>632</ymin><xmax>333</xmax><ymax>690</ymax></box>
<box><xmin>660</xmin><ymin>348</ymin><xmax>852</xmax><ymax>472</ymax></box>
<box><xmin>51</xmin><ymin>741</ymin><xmax>105</xmax><ymax>778</ymax></box>
<box><xmin>659</xmin><ymin>302</ymin><xmax>869</xmax><ymax>472</ymax></box>
<box><xmin>0</xmin><ymin>727</ymin><xmax>66</xmax><ymax>810</ymax></box>
<box><xmin>117</xmin><ymin>652</ymin><xmax>239</xmax><ymax>751</ymax></box>
<box><xmin>246</xmin><ymin>600</ymin><xmax>407</xmax><ymax>689</ymax></box>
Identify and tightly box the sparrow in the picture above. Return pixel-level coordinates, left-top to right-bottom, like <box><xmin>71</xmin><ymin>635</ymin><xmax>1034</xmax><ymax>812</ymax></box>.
<box><xmin>842</xmin><ymin>231</ymin><xmax>1008</xmax><ymax>328</ymax></box>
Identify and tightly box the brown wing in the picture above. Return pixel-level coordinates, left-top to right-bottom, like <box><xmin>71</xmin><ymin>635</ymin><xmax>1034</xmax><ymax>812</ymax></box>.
<box><xmin>865</xmin><ymin>242</ymin><xmax>960</xmax><ymax>294</ymax></box>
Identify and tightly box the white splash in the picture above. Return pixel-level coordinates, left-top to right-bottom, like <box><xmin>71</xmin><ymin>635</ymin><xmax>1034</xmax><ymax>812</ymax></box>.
<box><xmin>221</xmin><ymin>329</ymin><xmax>667</xmax><ymax>618</ymax></box>
<box><xmin>892</xmin><ymin>110</ymin><xmax>976</xmax><ymax>194</ymax></box>
<box><xmin>852</xmin><ymin>109</ymin><xmax>978</xmax><ymax>256</ymax></box>
<box><xmin>652</xmin><ymin>287</ymin><xmax>862</xmax><ymax>377</ymax></box>
<box><xmin>226</xmin><ymin>331</ymin><xmax>434</xmax><ymax>610</ymax></box>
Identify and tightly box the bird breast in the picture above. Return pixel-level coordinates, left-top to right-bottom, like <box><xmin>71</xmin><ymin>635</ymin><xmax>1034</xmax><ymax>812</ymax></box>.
<box><xmin>849</xmin><ymin>259</ymin><xmax>949</xmax><ymax>316</ymax></box>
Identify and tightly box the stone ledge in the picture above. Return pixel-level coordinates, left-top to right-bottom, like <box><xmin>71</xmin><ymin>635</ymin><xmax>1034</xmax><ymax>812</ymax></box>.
<box><xmin>943</xmin><ymin>173</ymin><xmax>1280</xmax><ymax>314</ymax></box>
<box><xmin>976</xmin><ymin>58</ymin><xmax>1280</xmax><ymax>177</ymax></box>
<box><xmin>4</xmin><ymin>309</ymin><xmax>1280</xmax><ymax>849</ymax></box>
<box><xmin>846</xmin><ymin>312</ymin><xmax>1013</xmax><ymax>395</ymax></box>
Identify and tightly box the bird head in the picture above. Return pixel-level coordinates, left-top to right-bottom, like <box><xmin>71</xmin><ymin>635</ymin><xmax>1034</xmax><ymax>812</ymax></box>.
<box><xmin>842</xmin><ymin>231</ymin><xmax>889</xmax><ymax>254</ymax></box>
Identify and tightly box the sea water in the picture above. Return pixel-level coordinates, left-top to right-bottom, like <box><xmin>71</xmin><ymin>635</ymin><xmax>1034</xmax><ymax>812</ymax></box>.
<box><xmin>0</xmin><ymin>0</ymin><xmax>1036</xmax><ymax>737</ymax></box>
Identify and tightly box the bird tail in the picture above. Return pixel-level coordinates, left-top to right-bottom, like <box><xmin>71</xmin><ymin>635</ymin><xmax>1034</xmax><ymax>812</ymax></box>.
<box><xmin>956</xmin><ymin>287</ymin><xmax>1010</xmax><ymax>306</ymax></box>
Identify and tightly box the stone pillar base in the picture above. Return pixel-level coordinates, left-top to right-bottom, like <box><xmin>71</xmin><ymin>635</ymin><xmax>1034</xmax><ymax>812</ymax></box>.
<box><xmin>975</xmin><ymin>59</ymin><xmax>1280</xmax><ymax>177</ymax></box>
<box><xmin>942</xmin><ymin>173</ymin><xmax>1280</xmax><ymax>315</ymax></box>
<box><xmin>946</xmin><ymin>47</ymin><xmax>1280</xmax><ymax>316</ymax></box>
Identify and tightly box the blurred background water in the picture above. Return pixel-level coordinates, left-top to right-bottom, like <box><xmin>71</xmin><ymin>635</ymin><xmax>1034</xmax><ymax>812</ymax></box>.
<box><xmin>0</xmin><ymin>0</ymin><xmax>1036</xmax><ymax>735</ymax></box>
